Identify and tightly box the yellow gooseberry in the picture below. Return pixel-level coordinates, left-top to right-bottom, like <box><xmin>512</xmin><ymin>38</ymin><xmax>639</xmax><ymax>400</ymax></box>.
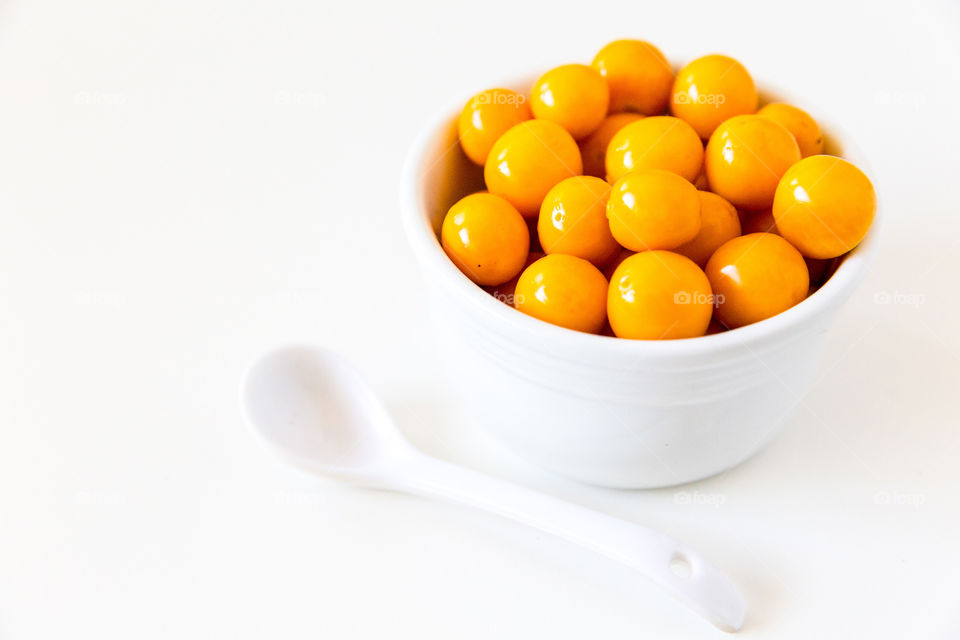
<box><xmin>514</xmin><ymin>254</ymin><xmax>608</xmax><ymax>333</ymax></box>
<box><xmin>484</xmin><ymin>120</ymin><xmax>583</xmax><ymax>218</ymax></box>
<box><xmin>671</xmin><ymin>54</ymin><xmax>758</xmax><ymax>139</ymax></box>
<box><xmin>757</xmin><ymin>102</ymin><xmax>824</xmax><ymax>157</ymax></box>
<box><xmin>538</xmin><ymin>176</ymin><xmax>620</xmax><ymax>268</ymax></box>
<box><xmin>441</xmin><ymin>192</ymin><xmax>530</xmax><ymax>286</ymax></box>
<box><xmin>705</xmin><ymin>114</ymin><xmax>801</xmax><ymax>211</ymax></box>
<box><xmin>591</xmin><ymin>40</ymin><xmax>673</xmax><ymax>115</ymax></box>
<box><xmin>772</xmin><ymin>155</ymin><xmax>876</xmax><ymax>259</ymax></box>
<box><xmin>606</xmin><ymin>169</ymin><xmax>701</xmax><ymax>251</ymax></box>
<box><xmin>706</xmin><ymin>233</ymin><xmax>809</xmax><ymax>328</ymax></box>
<box><xmin>530</xmin><ymin>64</ymin><xmax>609</xmax><ymax>140</ymax></box>
<box><xmin>674</xmin><ymin>191</ymin><xmax>742</xmax><ymax>266</ymax></box>
<box><xmin>607</xmin><ymin>251</ymin><xmax>713</xmax><ymax>339</ymax></box>
<box><xmin>579</xmin><ymin>113</ymin><xmax>644</xmax><ymax>179</ymax></box>
<box><xmin>458</xmin><ymin>88</ymin><xmax>532</xmax><ymax>165</ymax></box>
<box><xmin>605</xmin><ymin>116</ymin><xmax>704</xmax><ymax>183</ymax></box>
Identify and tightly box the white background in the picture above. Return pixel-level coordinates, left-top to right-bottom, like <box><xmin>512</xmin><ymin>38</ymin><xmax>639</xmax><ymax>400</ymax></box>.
<box><xmin>1</xmin><ymin>0</ymin><xmax>958</xmax><ymax>637</ymax></box>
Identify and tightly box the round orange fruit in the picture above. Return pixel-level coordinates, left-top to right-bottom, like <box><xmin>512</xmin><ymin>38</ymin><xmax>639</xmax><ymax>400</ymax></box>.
<box><xmin>606</xmin><ymin>169</ymin><xmax>701</xmax><ymax>251</ymax></box>
<box><xmin>484</xmin><ymin>120</ymin><xmax>583</xmax><ymax>217</ymax></box>
<box><xmin>592</xmin><ymin>39</ymin><xmax>673</xmax><ymax>115</ymax></box>
<box><xmin>705</xmin><ymin>114</ymin><xmax>801</xmax><ymax>211</ymax></box>
<box><xmin>608</xmin><ymin>251</ymin><xmax>713</xmax><ymax>339</ymax></box>
<box><xmin>772</xmin><ymin>155</ymin><xmax>876</xmax><ymax>259</ymax></box>
<box><xmin>706</xmin><ymin>233</ymin><xmax>809</xmax><ymax>328</ymax></box>
<box><xmin>514</xmin><ymin>254</ymin><xmax>608</xmax><ymax>333</ymax></box>
<box><xmin>458</xmin><ymin>88</ymin><xmax>532</xmax><ymax>165</ymax></box>
<box><xmin>671</xmin><ymin>54</ymin><xmax>758</xmax><ymax>139</ymax></box>
<box><xmin>441</xmin><ymin>192</ymin><xmax>530</xmax><ymax>286</ymax></box>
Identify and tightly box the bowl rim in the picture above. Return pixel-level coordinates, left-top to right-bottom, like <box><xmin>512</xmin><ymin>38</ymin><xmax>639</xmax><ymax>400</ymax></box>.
<box><xmin>400</xmin><ymin>74</ymin><xmax>881</xmax><ymax>363</ymax></box>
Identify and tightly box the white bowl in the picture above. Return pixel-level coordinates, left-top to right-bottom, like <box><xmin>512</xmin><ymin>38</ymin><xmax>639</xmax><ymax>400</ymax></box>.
<box><xmin>400</xmin><ymin>78</ymin><xmax>879</xmax><ymax>489</ymax></box>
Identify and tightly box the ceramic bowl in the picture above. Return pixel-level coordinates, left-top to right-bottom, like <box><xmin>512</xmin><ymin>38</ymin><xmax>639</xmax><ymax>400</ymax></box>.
<box><xmin>401</xmin><ymin>76</ymin><xmax>879</xmax><ymax>488</ymax></box>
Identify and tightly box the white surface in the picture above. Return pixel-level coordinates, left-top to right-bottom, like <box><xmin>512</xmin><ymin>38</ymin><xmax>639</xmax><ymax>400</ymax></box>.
<box><xmin>0</xmin><ymin>0</ymin><xmax>958</xmax><ymax>637</ymax></box>
<box><xmin>242</xmin><ymin>345</ymin><xmax>746</xmax><ymax>631</ymax></box>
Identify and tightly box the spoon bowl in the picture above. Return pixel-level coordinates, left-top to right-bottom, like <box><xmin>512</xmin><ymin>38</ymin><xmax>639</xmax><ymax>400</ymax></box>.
<box><xmin>242</xmin><ymin>345</ymin><xmax>413</xmax><ymax>481</ymax></box>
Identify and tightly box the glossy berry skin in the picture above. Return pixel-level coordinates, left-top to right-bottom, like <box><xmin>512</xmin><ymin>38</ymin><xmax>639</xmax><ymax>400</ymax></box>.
<box><xmin>757</xmin><ymin>102</ymin><xmax>824</xmax><ymax>157</ymax></box>
<box><xmin>772</xmin><ymin>155</ymin><xmax>876</xmax><ymax>259</ymax></box>
<box><xmin>671</xmin><ymin>55</ymin><xmax>758</xmax><ymax>139</ymax></box>
<box><xmin>530</xmin><ymin>64</ymin><xmax>609</xmax><ymax>140</ymax></box>
<box><xmin>591</xmin><ymin>40</ymin><xmax>673</xmax><ymax>115</ymax></box>
<box><xmin>674</xmin><ymin>191</ymin><xmax>742</xmax><ymax>266</ymax></box>
<box><xmin>606</xmin><ymin>169</ymin><xmax>701</xmax><ymax>251</ymax></box>
<box><xmin>441</xmin><ymin>193</ymin><xmax>530</xmax><ymax>286</ymax></box>
<box><xmin>706</xmin><ymin>233</ymin><xmax>809</xmax><ymax>328</ymax></box>
<box><xmin>484</xmin><ymin>120</ymin><xmax>583</xmax><ymax>218</ymax></box>
<box><xmin>458</xmin><ymin>88</ymin><xmax>532</xmax><ymax>165</ymax></box>
<box><xmin>579</xmin><ymin>113</ymin><xmax>644</xmax><ymax>179</ymax></box>
<box><xmin>605</xmin><ymin>116</ymin><xmax>704</xmax><ymax>183</ymax></box>
<box><xmin>514</xmin><ymin>254</ymin><xmax>608</xmax><ymax>334</ymax></box>
<box><xmin>705</xmin><ymin>115</ymin><xmax>801</xmax><ymax>211</ymax></box>
<box><xmin>607</xmin><ymin>251</ymin><xmax>713</xmax><ymax>340</ymax></box>
<box><xmin>538</xmin><ymin>176</ymin><xmax>620</xmax><ymax>268</ymax></box>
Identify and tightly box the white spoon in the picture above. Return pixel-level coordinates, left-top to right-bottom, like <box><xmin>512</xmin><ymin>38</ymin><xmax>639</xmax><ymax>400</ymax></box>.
<box><xmin>241</xmin><ymin>344</ymin><xmax>746</xmax><ymax>632</ymax></box>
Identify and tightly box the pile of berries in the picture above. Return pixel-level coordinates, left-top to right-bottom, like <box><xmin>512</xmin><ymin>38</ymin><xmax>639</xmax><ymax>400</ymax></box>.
<box><xmin>442</xmin><ymin>40</ymin><xmax>876</xmax><ymax>339</ymax></box>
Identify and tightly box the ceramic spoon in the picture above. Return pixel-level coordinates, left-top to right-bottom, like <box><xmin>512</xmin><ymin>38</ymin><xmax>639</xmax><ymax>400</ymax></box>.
<box><xmin>241</xmin><ymin>344</ymin><xmax>746</xmax><ymax>632</ymax></box>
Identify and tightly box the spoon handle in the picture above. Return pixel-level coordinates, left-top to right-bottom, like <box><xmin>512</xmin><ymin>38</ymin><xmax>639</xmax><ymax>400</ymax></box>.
<box><xmin>390</xmin><ymin>455</ymin><xmax>745</xmax><ymax>632</ymax></box>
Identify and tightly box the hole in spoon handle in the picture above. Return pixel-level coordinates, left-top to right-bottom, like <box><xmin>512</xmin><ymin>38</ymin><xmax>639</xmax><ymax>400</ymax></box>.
<box><xmin>669</xmin><ymin>552</ymin><xmax>694</xmax><ymax>579</ymax></box>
